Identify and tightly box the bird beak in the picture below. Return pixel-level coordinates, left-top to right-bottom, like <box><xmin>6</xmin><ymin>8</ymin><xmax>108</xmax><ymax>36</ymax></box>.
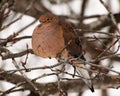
<box><xmin>38</xmin><ymin>24</ymin><xmax>42</xmax><ymax>27</ymax></box>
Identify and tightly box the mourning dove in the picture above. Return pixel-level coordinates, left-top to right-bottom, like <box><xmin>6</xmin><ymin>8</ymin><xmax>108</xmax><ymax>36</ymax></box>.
<box><xmin>32</xmin><ymin>13</ymin><xmax>94</xmax><ymax>92</ymax></box>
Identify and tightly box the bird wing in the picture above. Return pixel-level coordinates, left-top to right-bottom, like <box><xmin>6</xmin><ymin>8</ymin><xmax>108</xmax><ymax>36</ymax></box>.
<box><xmin>59</xmin><ymin>20</ymin><xmax>83</xmax><ymax>58</ymax></box>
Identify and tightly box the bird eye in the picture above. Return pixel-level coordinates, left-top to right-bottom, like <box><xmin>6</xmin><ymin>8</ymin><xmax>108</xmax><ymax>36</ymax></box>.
<box><xmin>46</xmin><ymin>18</ymin><xmax>51</xmax><ymax>21</ymax></box>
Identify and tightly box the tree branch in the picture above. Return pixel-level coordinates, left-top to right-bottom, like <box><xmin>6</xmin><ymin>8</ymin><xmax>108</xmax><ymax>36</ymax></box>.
<box><xmin>0</xmin><ymin>68</ymin><xmax>119</xmax><ymax>95</ymax></box>
<box><xmin>2</xmin><ymin>49</ymin><xmax>33</xmax><ymax>60</ymax></box>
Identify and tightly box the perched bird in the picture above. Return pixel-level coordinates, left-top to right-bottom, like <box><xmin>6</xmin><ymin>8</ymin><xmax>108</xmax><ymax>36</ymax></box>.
<box><xmin>32</xmin><ymin>13</ymin><xmax>94</xmax><ymax>92</ymax></box>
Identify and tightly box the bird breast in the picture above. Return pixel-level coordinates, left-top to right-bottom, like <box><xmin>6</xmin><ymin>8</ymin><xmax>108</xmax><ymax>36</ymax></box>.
<box><xmin>32</xmin><ymin>24</ymin><xmax>68</xmax><ymax>58</ymax></box>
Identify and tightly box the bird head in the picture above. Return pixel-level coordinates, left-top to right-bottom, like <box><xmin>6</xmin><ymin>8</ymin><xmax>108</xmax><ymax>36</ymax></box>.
<box><xmin>39</xmin><ymin>13</ymin><xmax>59</xmax><ymax>24</ymax></box>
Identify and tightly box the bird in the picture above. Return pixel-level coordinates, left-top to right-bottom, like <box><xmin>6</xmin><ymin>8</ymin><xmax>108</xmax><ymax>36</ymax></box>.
<box><xmin>32</xmin><ymin>13</ymin><xmax>94</xmax><ymax>92</ymax></box>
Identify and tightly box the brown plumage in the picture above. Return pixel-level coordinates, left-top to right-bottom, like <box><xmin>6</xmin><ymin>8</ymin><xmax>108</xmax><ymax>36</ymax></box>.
<box><xmin>32</xmin><ymin>13</ymin><xmax>82</xmax><ymax>58</ymax></box>
<box><xmin>32</xmin><ymin>13</ymin><xmax>94</xmax><ymax>92</ymax></box>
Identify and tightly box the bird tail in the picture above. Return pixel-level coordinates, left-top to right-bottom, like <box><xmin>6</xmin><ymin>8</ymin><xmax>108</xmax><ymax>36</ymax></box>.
<box><xmin>75</xmin><ymin>63</ymin><xmax>94</xmax><ymax>92</ymax></box>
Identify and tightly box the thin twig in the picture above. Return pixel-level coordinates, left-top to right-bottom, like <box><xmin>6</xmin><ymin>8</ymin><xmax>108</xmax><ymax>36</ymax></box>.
<box><xmin>99</xmin><ymin>0</ymin><xmax>120</xmax><ymax>34</ymax></box>
<box><xmin>12</xmin><ymin>58</ymin><xmax>41</xmax><ymax>95</ymax></box>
